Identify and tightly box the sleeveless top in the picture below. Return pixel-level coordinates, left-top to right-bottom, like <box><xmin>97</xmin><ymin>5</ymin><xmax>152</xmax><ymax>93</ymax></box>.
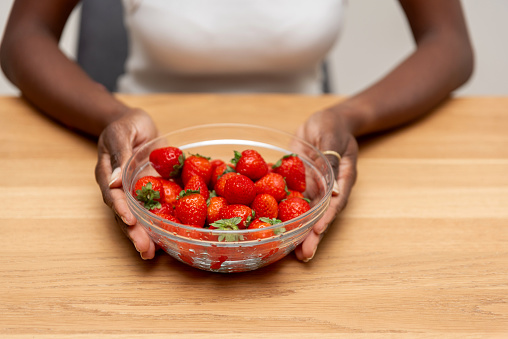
<box><xmin>118</xmin><ymin>0</ymin><xmax>346</xmax><ymax>94</ymax></box>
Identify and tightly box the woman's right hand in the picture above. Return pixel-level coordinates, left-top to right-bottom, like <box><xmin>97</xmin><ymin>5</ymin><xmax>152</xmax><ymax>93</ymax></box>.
<box><xmin>95</xmin><ymin>108</ymin><xmax>159</xmax><ymax>259</ymax></box>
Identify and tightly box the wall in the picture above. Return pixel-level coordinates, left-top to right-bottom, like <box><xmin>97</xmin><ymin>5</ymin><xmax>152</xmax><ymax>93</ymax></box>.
<box><xmin>328</xmin><ymin>0</ymin><xmax>508</xmax><ymax>96</ymax></box>
<box><xmin>0</xmin><ymin>0</ymin><xmax>506</xmax><ymax>96</ymax></box>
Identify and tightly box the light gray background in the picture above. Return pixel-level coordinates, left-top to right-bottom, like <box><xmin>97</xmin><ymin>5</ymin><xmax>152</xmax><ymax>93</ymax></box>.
<box><xmin>0</xmin><ymin>0</ymin><xmax>506</xmax><ymax>96</ymax></box>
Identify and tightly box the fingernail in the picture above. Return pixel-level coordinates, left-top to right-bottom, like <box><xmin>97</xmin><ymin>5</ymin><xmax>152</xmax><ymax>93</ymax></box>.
<box><xmin>140</xmin><ymin>251</ymin><xmax>149</xmax><ymax>260</ymax></box>
<box><xmin>303</xmin><ymin>247</ymin><xmax>317</xmax><ymax>262</ymax></box>
<box><xmin>109</xmin><ymin>167</ymin><xmax>122</xmax><ymax>187</ymax></box>
<box><xmin>133</xmin><ymin>241</ymin><xmax>141</xmax><ymax>253</ymax></box>
<box><xmin>332</xmin><ymin>181</ymin><xmax>340</xmax><ymax>196</ymax></box>
<box><xmin>121</xmin><ymin>215</ymin><xmax>129</xmax><ymax>225</ymax></box>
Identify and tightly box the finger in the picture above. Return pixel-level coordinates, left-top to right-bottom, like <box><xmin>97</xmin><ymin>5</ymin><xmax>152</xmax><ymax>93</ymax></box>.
<box><xmin>334</xmin><ymin>147</ymin><xmax>358</xmax><ymax>212</ymax></box>
<box><xmin>104</xmin><ymin>138</ymin><xmax>135</xmax><ymax>189</ymax></box>
<box><xmin>295</xmin><ymin>195</ymin><xmax>341</xmax><ymax>262</ymax></box>
<box><xmin>116</xmin><ymin>214</ymin><xmax>155</xmax><ymax>259</ymax></box>
<box><xmin>309</xmin><ymin>150</ymin><xmax>356</xmax><ymax>235</ymax></box>
<box><xmin>294</xmin><ymin>230</ymin><xmax>322</xmax><ymax>262</ymax></box>
<box><xmin>323</xmin><ymin>152</ymin><xmax>341</xmax><ymax>196</ymax></box>
<box><xmin>140</xmin><ymin>240</ymin><xmax>157</xmax><ymax>260</ymax></box>
<box><xmin>96</xmin><ymin>152</ymin><xmax>137</xmax><ymax>226</ymax></box>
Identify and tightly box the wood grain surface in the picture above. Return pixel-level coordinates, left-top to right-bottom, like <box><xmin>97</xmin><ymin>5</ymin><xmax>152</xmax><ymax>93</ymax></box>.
<box><xmin>0</xmin><ymin>95</ymin><xmax>507</xmax><ymax>337</ymax></box>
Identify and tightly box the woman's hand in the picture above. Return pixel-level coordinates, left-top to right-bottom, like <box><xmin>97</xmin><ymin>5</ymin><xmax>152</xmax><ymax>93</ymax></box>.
<box><xmin>295</xmin><ymin>108</ymin><xmax>358</xmax><ymax>262</ymax></box>
<box><xmin>95</xmin><ymin>109</ymin><xmax>159</xmax><ymax>259</ymax></box>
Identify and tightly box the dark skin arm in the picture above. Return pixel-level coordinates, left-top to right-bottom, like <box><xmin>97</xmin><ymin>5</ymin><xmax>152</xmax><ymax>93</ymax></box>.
<box><xmin>0</xmin><ymin>0</ymin><xmax>130</xmax><ymax>136</ymax></box>
<box><xmin>295</xmin><ymin>0</ymin><xmax>473</xmax><ymax>261</ymax></box>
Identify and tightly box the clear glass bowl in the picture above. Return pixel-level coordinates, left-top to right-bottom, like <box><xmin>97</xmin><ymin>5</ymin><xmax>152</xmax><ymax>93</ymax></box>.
<box><xmin>123</xmin><ymin>123</ymin><xmax>334</xmax><ymax>273</ymax></box>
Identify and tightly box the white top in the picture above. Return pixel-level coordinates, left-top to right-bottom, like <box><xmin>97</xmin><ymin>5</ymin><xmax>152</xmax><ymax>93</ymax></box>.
<box><xmin>118</xmin><ymin>0</ymin><xmax>346</xmax><ymax>94</ymax></box>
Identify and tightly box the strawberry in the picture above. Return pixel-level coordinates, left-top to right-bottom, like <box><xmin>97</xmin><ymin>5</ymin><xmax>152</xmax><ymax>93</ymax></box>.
<box><xmin>210</xmin><ymin>159</ymin><xmax>225</xmax><ymax>171</ymax></box>
<box><xmin>277</xmin><ymin>197</ymin><xmax>311</xmax><ymax>222</ymax></box>
<box><xmin>178</xmin><ymin>225</ymin><xmax>213</xmax><ymax>241</ymax></box>
<box><xmin>250</xmin><ymin>193</ymin><xmax>278</xmax><ymax>219</ymax></box>
<box><xmin>181</xmin><ymin>154</ymin><xmax>213</xmax><ymax>186</ymax></box>
<box><xmin>207</xmin><ymin>196</ymin><xmax>228</xmax><ymax>226</ymax></box>
<box><xmin>158</xmin><ymin>213</ymin><xmax>181</xmax><ymax>233</ymax></box>
<box><xmin>218</xmin><ymin>204</ymin><xmax>255</xmax><ymax>229</ymax></box>
<box><xmin>247</xmin><ymin>217</ymin><xmax>285</xmax><ymax>240</ymax></box>
<box><xmin>272</xmin><ymin>153</ymin><xmax>306</xmax><ymax>192</ymax></box>
<box><xmin>151</xmin><ymin>202</ymin><xmax>175</xmax><ymax>218</ymax></box>
<box><xmin>254</xmin><ymin>173</ymin><xmax>288</xmax><ymax>202</ymax></box>
<box><xmin>287</xmin><ymin>189</ymin><xmax>304</xmax><ymax>199</ymax></box>
<box><xmin>174</xmin><ymin>190</ymin><xmax>207</xmax><ymax>227</ymax></box>
<box><xmin>232</xmin><ymin>149</ymin><xmax>268</xmax><ymax>181</ymax></box>
<box><xmin>160</xmin><ymin>179</ymin><xmax>182</xmax><ymax>208</ymax></box>
<box><xmin>266</xmin><ymin>163</ymin><xmax>275</xmax><ymax>174</ymax></box>
<box><xmin>184</xmin><ymin>175</ymin><xmax>210</xmax><ymax>200</ymax></box>
<box><xmin>134</xmin><ymin>175</ymin><xmax>165</xmax><ymax>210</ymax></box>
<box><xmin>210</xmin><ymin>163</ymin><xmax>235</xmax><ymax>190</ymax></box>
<box><xmin>223</xmin><ymin>174</ymin><xmax>256</xmax><ymax>205</ymax></box>
<box><xmin>210</xmin><ymin>217</ymin><xmax>244</xmax><ymax>242</ymax></box>
<box><xmin>214</xmin><ymin>171</ymin><xmax>237</xmax><ymax>197</ymax></box>
<box><xmin>149</xmin><ymin>146</ymin><xmax>184</xmax><ymax>179</ymax></box>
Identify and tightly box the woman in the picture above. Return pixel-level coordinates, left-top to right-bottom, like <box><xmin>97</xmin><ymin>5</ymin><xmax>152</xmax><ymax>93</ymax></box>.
<box><xmin>0</xmin><ymin>0</ymin><xmax>473</xmax><ymax>262</ymax></box>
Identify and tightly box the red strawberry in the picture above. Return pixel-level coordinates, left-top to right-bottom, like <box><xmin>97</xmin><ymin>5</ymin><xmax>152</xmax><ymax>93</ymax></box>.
<box><xmin>151</xmin><ymin>202</ymin><xmax>175</xmax><ymax>218</ymax></box>
<box><xmin>181</xmin><ymin>154</ymin><xmax>212</xmax><ymax>186</ymax></box>
<box><xmin>218</xmin><ymin>204</ymin><xmax>255</xmax><ymax>229</ymax></box>
<box><xmin>250</xmin><ymin>193</ymin><xmax>278</xmax><ymax>219</ymax></box>
<box><xmin>287</xmin><ymin>189</ymin><xmax>304</xmax><ymax>199</ymax></box>
<box><xmin>209</xmin><ymin>217</ymin><xmax>244</xmax><ymax>242</ymax></box>
<box><xmin>266</xmin><ymin>163</ymin><xmax>275</xmax><ymax>174</ymax></box>
<box><xmin>272</xmin><ymin>154</ymin><xmax>306</xmax><ymax>192</ymax></box>
<box><xmin>175</xmin><ymin>190</ymin><xmax>208</xmax><ymax>227</ymax></box>
<box><xmin>158</xmin><ymin>213</ymin><xmax>181</xmax><ymax>233</ymax></box>
<box><xmin>149</xmin><ymin>146</ymin><xmax>184</xmax><ymax>179</ymax></box>
<box><xmin>178</xmin><ymin>225</ymin><xmax>213</xmax><ymax>241</ymax></box>
<box><xmin>207</xmin><ymin>196</ymin><xmax>228</xmax><ymax>226</ymax></box>
<box><xmin>214</xmin><ymin>171</ymin><xmax>237</xmax><ymax>197</ymax></box>
<box><xmin>184</xmin><ymin>175</ymin><xmax>210</xmax><ymax>200</ymax></box>
<box><xmin>160</xmin><ymin>179</ymin><xmax>182</xmax><ymax>208</ymax></box>
<box><xmin>134</xmin><ymin>175</ymin><xmax>165</xmax><ymax>210</ymax></box>
<box><xmin>210</xmin><ymin>163</ymin><xmax>235</xmax><ymax>190</ymax></box>
<box><xmin>232</xmin><ymin>149</ymin><xmax>268</xmax><ymax>181</ymax></box>
<box><xmin>211</xmin><ymin>158</ymin><xmax>225</xmax><ymax>168</ymax></box>
<box><xmin>223</xmin><ymin>174</ymin><xmax>256</xmax><ymax>205</ymax></box>
<box><xmin>247</xmin><ymin>217</ymin><xmax>285</xmax><ymax>240</ymax></box>
<box><xmin>277</xmin><ymin>197</ymin><xmax>311</xmax><ymax>222</ymax></box>
<box><xmin>254</xmin><ymin>173</ymin><xmax>288</xmax><ymax>202</ymax></box>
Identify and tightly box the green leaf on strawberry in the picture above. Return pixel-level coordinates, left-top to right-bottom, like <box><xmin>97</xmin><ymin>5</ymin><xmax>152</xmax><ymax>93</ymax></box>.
<box><xmin>169</xmin><ymin>153</ymin><xmax>186</xmax><ymax>177</ymax></box>
<box><xmin>178</xmin><ymin>189</ymin><xmax>201</xmax><ymax>199</ymax></box>
<box><xmin>206</xmin><ymin>190</ymin><xmax>217</xmax><ymax>206</ymax></box>
<box><xmin>136</xmin><ymin>182</ymin><xmax>162</xmax><ymax>210</ymax></box>
<box><xmin>192</xmin><ymin>153</ymin><xmax>211</xmax><ymax>160</ymax></box>
<box><xmin>230</xmin><ymin>150</ymin><xmax>242</xmax><ymax>166</ymax></box>
<box><xmin>258</xmin><ymin>217</ymin><xmax>286</xmax><ymax>234</ymax></box>
<box><xmin>272</xmin><ymin>153</ymin><xmax>297</xmax><ymax>169</ymax></box>
<box><xmin>210</xmin><ymin>217</ymin><xmax>245</xmax><ymax>242</ymax></box>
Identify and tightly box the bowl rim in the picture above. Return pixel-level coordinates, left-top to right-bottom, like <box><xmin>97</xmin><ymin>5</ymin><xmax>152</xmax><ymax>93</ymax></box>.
<box><xmin>122</xmin><ymin>123</ymin><xmax>335</xmax><ymax>239</ymax></box>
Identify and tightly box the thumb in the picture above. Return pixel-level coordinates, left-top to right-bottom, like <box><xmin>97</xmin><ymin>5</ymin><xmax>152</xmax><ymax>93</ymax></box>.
<box><xmin>107</xmin><ymin>143</ymin><xmax>133</xmax><ymax>189</ymax></box>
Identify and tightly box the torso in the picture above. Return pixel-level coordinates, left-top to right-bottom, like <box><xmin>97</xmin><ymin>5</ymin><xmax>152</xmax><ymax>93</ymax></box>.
<box><xmin>118</xmin><ymin>0</ymin><xmax>346</xmax><ymax>94</ymax></box>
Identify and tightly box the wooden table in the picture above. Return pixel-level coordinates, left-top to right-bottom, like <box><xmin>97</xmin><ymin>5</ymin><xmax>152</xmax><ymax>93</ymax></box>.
<box><xmin>1</xmin><ymin>94</ymin><xmax>507</xmax><ymax>337</ymax></box>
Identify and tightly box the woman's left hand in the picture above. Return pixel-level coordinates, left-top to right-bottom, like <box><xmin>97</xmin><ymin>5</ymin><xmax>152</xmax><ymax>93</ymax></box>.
<box><xmin>295</xmin><ymin>108</ymin><xmax>359</xmax><ymax>262</ymax></box>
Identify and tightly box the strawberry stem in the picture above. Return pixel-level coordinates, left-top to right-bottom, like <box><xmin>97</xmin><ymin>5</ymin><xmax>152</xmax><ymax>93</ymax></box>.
<box><xmin>135</xmin><ymin>182</ymin><xmax>162</xmax><ymax>210</ymax></box>
<box><xmin>210</xmin><ymin>217</ymin><xmax>244</xmax><ymax>242</ymax></box>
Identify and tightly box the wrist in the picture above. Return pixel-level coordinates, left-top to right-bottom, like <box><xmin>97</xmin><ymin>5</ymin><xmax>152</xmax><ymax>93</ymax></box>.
<box><xmin>325</xmin><ymin>100</ymin><xmax>373</xmax><ymax>137</ymax></box>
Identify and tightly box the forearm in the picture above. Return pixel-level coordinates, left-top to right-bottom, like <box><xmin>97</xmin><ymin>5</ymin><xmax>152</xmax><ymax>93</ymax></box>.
<box><xmin>1</xmin><ymin>30</ymin><xmax>130</xmax><ymax>137</ymax></box>
<box><xmin>333</xmin><ymin>0</ymin><xmax>474</xmax><ymax>137</ymax></box>
<box><xmin>0</xmin><ymin>0</ymin><xmax>131</xmax><ymax>137</ymax></box>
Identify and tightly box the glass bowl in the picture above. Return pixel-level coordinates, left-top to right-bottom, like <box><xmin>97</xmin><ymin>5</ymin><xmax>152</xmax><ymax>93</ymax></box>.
<box><xmin>123</xmin><ymin>123</ymin><xmax>334</xmax><ymax>273</ymax></box>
